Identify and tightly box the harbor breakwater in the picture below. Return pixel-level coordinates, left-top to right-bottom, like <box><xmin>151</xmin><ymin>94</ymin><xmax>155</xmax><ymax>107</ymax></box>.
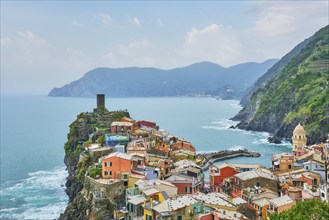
<box><xmin>197</xmin><ymin>149</ymin><xmax>261</xmax><ymax>171</ymax></box>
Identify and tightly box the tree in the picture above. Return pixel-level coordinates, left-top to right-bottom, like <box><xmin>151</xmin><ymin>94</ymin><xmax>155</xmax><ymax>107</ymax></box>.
<box><xmin>97</xmin><ymin>135</ymin><xmax>105</xmax><ymax>146</ymax></box>
<box><xmin>269</xmin><ymin>199</ymin><xmax>329</xmax><ymax>220</ymax></box>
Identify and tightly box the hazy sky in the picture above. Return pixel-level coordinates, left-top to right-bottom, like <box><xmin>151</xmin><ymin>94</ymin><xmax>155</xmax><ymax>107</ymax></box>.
<box><xmin>1</xmin><ymin>1</ymin><xmax>328</xmax><ymax>95</ymax></box>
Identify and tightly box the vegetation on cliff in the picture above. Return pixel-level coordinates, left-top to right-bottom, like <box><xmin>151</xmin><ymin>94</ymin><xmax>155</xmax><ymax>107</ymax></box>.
<box><xmin>233</xmin><ymin>25</ymin><xmax>329</xmax><ymax>144</ymax></box>
<box><xmin>61</xmin><ymin>108</ymin><xmax>129</xmax><ymax>219</ymax></box>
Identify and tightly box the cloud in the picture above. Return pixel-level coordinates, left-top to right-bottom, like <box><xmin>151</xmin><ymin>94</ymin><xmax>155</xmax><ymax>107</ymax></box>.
<box><xmin>100</xmin><ymin>39</ymin><xmax>156</xmax><ymax>67</ymax></box>
<box><xmin>71</xmin><ymin>20</ymin><xmax>82</xmax><ymax>27</ymax></box>
<box><xmin>157</xmin><ymin>18</ymin><xmax>165</xmax><ymax>27</ymax></box>
<box><xmin>98</xmin><ymin>13</ymin><xmax>112</xmax><ymax>25</ymax></box>
<box><xmin>182</xmin><ymin>24</ymin><xmax>242</xmax><ymax>67</ymax></box>
<box><xmin>129</xmin><ymin>17</ymin><xmax>141</xmax><ymax>26</ymax></box>
<box><xmin>250</xmin><ymin>1</ymin><xmax>328</xmax><ymax>38</ymax></box>
<box><xmin>0</xmin><ymin>37</ymin><xmax>12</xmax><ymax>46</ymax></box>
<box><xmin>15</xmin><ymin>31</ymin><xmax>48</xmax><ymax>48</ymax></box>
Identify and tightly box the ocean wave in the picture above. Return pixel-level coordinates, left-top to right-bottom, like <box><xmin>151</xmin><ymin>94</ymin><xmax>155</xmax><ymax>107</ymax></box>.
<box><xmin>0</xmin><ymin>166</ymin><xmax>68</xmax><ymax>220</ymax></box>
<box><xmin>211</xmin><ymin>119</ymin><xmax>237</xmax><ymax>127</ymax></box>
<box><xmin>230</xmin><ymin>102</ymin><xmax>242</xmax><ymax>109</ymax></box>
<box><xmin>227</xmin><ymin>145</ymin><xmax>245</xmax><ymax>151</ymax></box>
<box><xmin>201</xmin><ymin>125</ymin><xmax>228</xmax><ymax>131</ymax></box>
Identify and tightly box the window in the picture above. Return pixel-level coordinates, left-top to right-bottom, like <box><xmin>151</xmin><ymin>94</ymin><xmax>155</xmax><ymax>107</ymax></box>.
<box><xmin>288</xmin><ymin>165</ymin><xmax>292</xmax><ymax>169</ymax></box>
<box><xmin>105</xmin><ymin>162</ymin><xmax>112</xmax><ymax>167</ymax></box>
<box><xmin>146</xmin><ymin>214</ymin><xmax>152</xmax><ymax>220</ymax></box>
<box><xmin>177</xmin><ymin>216</ymin><xmax>182</xmax><ymax>220</ymax></box>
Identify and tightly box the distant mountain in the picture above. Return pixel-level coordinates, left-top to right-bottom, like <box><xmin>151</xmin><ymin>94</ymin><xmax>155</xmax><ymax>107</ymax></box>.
<box><xmin>232</xmin><ymin>25</ymin><xmax>329</xmax><ymax>144</ymax></box>
<box><xmin>48</xmin><ymin>60</ymin><xmax>277</xmax><ymax>98</ymax></box>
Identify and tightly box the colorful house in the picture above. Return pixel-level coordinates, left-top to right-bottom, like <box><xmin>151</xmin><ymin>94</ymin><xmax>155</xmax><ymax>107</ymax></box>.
<box><xmin>171</xmin><ymin>140</ymin><xmax>196</xmax><ymax>153</ymax></box>
<box><xmin>101</xmin><ymin>152</ymin><xmax>132</xmax><ymax>183</ymax></box>
<box><xmin>165</xmin><ymin>173</ymin><xmax>203</xmax><ymax>195</ymax></box>
<box><xmin>231</xmin><ymin>168</ymin><xmax>277</xmax><ymax>198</ymax></box>
<box><xmin>105</xmin><ymin>133</ymin><xmax>130</xmax><ymax>147</ymax></box>
<box><xmin>136</xmin><ymin>120</ymin><xmax>158</xmax><ymax>130</ymax></box>
<box><xmin>210</xmin><ymin>163</ymin><xmax>239</xmax><ymax>193</ymax></box>
<box><xmin>111</xmin><ymin>121</ymin><xmax>133</xmax><ymax>134</ymax></box>
<box><xmin>267</xmin><ymin>195</ymin><xmax>295</xmax><ymax>216</ymax></box>
<box><xmin>152</xmin><ymin>195</ymin><xmax>201</xmax><ymax>220</ymax></box>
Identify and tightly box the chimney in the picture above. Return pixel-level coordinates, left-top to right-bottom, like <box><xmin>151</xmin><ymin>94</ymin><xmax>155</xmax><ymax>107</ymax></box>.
<box><xmin>97</xmin><ymin>94</ymin><xmax>105</xmax><ymax>109</ymax></box>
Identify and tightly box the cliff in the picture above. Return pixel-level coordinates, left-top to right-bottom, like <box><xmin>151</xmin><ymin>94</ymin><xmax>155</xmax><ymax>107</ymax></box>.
<box><xmin>232</xmin><ymin>25</ymin><xmax>329</xmax><ymax>144</ymax></box>
<box><xmin>60</xmin><ymin>108</ymin><xmax>130</xmax><ymax>219</ymax></box>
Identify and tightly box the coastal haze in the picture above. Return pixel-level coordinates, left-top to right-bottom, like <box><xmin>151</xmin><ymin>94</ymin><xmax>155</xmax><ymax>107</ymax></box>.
<box><xmin>1</xmin><ymin>1</ymin><xmax>329</xmax><ymax>220</ymax></box>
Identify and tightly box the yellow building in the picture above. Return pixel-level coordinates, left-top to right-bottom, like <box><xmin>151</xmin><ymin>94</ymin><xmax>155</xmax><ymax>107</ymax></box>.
<box><xmin>292</xmin><ymin>123</ymin><xmax>307</xmax><ymax>151</ymax></box>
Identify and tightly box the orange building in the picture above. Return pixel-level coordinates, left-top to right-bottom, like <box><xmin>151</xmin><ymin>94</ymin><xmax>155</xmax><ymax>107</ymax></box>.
<box><xmin>101</xmin><ymin>152</ymin><xmax>132</xmax><ymax>181</ymax></box>
<box><xmin>171</xmin><ymin>140</ymin><xmax>196</xmax><ymax>153</ymax></box>
<box><xmin>210</xmin><ymin>164</ymin><xmax>239</xmax><ymax>193</ymax></box>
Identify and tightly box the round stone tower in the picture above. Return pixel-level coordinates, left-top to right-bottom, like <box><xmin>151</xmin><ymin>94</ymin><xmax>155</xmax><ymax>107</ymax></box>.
<box><xmin>292</xmin><ymin>123</ymin><xmax>307</xmax><ymax>151</ymax></box>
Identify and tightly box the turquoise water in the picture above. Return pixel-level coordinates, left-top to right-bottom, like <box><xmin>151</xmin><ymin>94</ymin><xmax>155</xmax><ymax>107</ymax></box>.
<box><xmin>0</xmin><ymin>95</ymin><xmax>291</xmax><ymax>219</ymax></box>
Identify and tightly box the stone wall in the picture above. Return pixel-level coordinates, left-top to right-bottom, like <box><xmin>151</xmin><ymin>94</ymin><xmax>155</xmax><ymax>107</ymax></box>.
<box><xmin>244</xmin><ymin>177</ymin><xmax>278</xmax><ymax>193</ymax></box>
<box><xmin>84</xmin><ymin>176</ymin><xmax>126</xmax><ymax>199</ymax></box>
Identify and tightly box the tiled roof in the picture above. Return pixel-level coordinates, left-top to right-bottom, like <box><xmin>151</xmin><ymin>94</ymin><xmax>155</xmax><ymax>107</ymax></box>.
<box><xmin>102</xmin><ymin>152</ymin><xmax>132</xmax><ymax>161</ymax></box>
<box><xmin>270</xmin><ymin>195</ymin><xmax>295</xmax><ymax>207</ymax></box>
<box><xmin>253</xmin><ymin>198</ymin><xmax>270</xmax><ymax>207</ymax></box>
<box><xmin>231</xmin><ymin>197</ymin><xmax>247</xmax><ymax>205</ymax></box>
<box><xmin>234</xmin><ymin>168</ymin><xmax>275</xmax><ymax>181</ymax></box>
<box><xmin>142</xmin><ymin>187</ymin><xmax>159</xmax><ymax>196</ymax></box>
<box><xmin>191</xmin><ymin>193</ymin><xmax>233</xmax><ymax>207</ymax></box>
<box><xmin>212</xmin><ymin>209</ymin><xmax>247</xmax><ymax>220</ymax></box>
<box><xmin>111</xmin><ymin>121</ymin><xmax>133</xmax><ymax>127</ymax></box>
<box><xmin>153</xmin><ymin>195</ymin><xmax>198</xmax><ymax>213</ymax></box>
<box><xmin>127</xmin><ymin>195</ymin><xmax>147</xmax><ymax>205</ymax></box>
<box><xmin>165</xmin><ymin>174</ymin><xmax>196</xmax><ymax>183</ymax></box>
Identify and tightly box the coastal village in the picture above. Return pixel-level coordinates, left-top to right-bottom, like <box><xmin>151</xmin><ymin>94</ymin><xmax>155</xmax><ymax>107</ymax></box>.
<box><xmin>77</xmin><ymin>95</ymin><xmax>329</xmax><ymax>220</ymax></box>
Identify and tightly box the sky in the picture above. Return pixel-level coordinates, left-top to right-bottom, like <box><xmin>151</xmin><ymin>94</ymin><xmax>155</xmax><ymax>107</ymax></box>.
<box><xmin>1</xmin><ymin>1</ymin><xmax>328</xmax><ymax>95</ymax></box>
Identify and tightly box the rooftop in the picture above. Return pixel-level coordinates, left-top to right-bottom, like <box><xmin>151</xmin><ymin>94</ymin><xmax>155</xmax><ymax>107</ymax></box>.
<box><xmin>212</xmin><ymin>209</ymin><xmax>247</xmax><ymax>220</ymax></box>
<box><xmin>153</xmin><ymin>195</ymin><xmax>198</xmax><ymax>213</ymax></box>
<box><xmin>270</xmin><ymin>195</ymin><xmax>295</xmax><ymax>207</ymax></box>
<box><xmin>111</xmin><ymin>121</ymin><xmax>133</xmax><ymax>127</ymax></box>
<box><xmin>101</xmin><ymin>152</ymin><xmax>132</xmax><ymax>161</ymax></box>
<box><xmin>253</xmin><ymin>198</ymin><xmax>270</xmax><ymax>207</ymax></box>
<box><xmin>191</xmin><ymin>193</ymin><xmax>233</xmax><ymax>208</ymax></box>
<box><xmin>127</xmin><ymin>195</ymin><xmax>147</xmax><ymax>205</ymax></box>
<box><xmin>234</xmin><ymin>168</ymin><xmax>275</xmax><ymax>181</ymax></box>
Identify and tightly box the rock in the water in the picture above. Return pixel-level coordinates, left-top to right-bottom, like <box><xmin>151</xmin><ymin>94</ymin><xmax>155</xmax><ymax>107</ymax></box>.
<box><xmin>267</xmin><ymin>136</ymin><xmax>282</xmax><ymax>144</ymax></box>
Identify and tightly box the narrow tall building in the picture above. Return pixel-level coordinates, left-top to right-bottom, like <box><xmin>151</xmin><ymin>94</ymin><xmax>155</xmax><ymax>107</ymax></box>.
<box><xmin>292</xmin><ymin>123</ymin><xmax>307</xmax><ymax>151</ymax></box>
<box><xmin>97</xmin><ymin>94</ymin><xmax>105</xmax><ymax>109</ymax></box>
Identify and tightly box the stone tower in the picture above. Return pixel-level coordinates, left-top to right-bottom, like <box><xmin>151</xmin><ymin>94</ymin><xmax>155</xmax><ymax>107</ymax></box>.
<box><xmin>292</xmin><ymin>123</ymin><xmax>307</xmax><ymax>151</ymax></box>
<box><xmin>97</xmin><ymin>94</ymin><xmax>105</xmax><ymax>110</ymax></box>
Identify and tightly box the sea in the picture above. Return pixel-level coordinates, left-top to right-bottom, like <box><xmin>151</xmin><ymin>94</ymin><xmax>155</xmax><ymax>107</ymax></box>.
<box><xmin>0</xmin><ymin>95</ymin><xmax>292</xmax><ymax>219</ymax></box>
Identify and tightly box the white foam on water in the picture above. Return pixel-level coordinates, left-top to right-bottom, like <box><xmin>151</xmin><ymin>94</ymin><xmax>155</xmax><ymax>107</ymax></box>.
<box><xmin>0</xmin><ymin>166</ymin><xmax>68</xmax><ymax>220</ymax></box>
<box><xmin>230</xmin><ymin>102</ymin><xmax>242</xmax><ymax>109</ymax></box>
<box><xmin>228</xmin><ymin>145</ymin><xmax>245</xmax><ymax>151</ymax></box>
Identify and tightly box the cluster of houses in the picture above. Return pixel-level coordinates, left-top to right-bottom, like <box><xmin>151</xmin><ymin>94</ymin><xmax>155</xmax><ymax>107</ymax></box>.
<box><xmin>208</xmin><ymin>123</ymin><xmax>329</xmax><ymax>219</ymax></box>
<box><xmin>81</xmin><ymin>96</ymin><xmax>329</xmax><ymax>220</ymax></box>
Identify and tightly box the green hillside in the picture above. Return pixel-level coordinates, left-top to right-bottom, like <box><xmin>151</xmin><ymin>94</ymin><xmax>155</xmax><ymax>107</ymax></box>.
<box><xmin>235</xmin><ymin>25</ymin><xmax>329</xmax><ymax>144</ymax></box>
